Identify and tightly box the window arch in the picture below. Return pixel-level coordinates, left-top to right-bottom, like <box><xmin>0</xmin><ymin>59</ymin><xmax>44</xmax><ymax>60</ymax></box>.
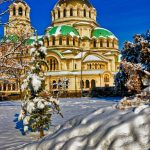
<box><xmin>91</xmin><ymin>80</ymin><xmax>96</xmax><ymax>88</ymax></box>
<box><xmin>86</xmin><ymin>80</ymin><xmax>90</xmax><ymax>88</ymax></box>
<box><xmin>63</xmin><ymin>9</ymin><xmax>66</xmax><ymax>17</ymax></box>
<box><xmin>53</xmin><ymin>12</ymin><xmax>55</xmax><ymax>20</ymax></box>
<box><xmin>70</xmin><ymin>8</ymin><xmax>73</xmax><ymax>16</ymax></box>
<box><xmin>84</xmin><ymin>9</ymin><xmax>86</xmax><ymax>17</ymax></box>
<box><xmin>13</xmin><ymin>7</ymin><xmax>16</xmax><ymax>16</ymax></box>
<box><xmin>18</xmin><ymin>7</ymin><xmax>23</xmax><ymax>16</ymax></box>
<box><xmin>49</xmin><ymin>57</ymin><xmax>59</xmax><ymax>71</ymax></box>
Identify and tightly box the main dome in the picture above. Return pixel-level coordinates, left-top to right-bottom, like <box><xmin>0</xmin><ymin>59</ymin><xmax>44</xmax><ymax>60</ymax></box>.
<box><xmin>47</xmin><ymin>25</ymin><xmax>79</xmax><ymax>37</ymax></box>
<box><xmin>56</xmin><ymin>0</ymin><xmax>93</xmax><ymax>8</ymax></box>
<box><xmin>92</xmin><ymin>27</ymin><xmax>117</xmax><ymax>39</ymax></box>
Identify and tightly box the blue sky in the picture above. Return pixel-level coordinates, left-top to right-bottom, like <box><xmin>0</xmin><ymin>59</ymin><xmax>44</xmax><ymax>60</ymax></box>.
<box><xmin>0</xmin><ymin>0</ymin><xmax>150</xmax><ymax>49</ymax></box>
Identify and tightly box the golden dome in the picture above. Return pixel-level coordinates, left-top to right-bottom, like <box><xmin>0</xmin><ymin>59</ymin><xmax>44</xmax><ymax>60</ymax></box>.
<box><xmin>57</xmin><ymin>0</ymin><xmax>93</xmax><ymax>8</ymax></box>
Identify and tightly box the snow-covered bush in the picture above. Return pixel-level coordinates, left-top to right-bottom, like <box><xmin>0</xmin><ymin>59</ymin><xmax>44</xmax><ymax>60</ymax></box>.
<box><xmin>115</xmin><ymin>30</ymin><xmax>150</xmax><ymax>109</ymax></box>
<box><xmin>19</xmin><ymin>38</ymin><xmax>62</xmax><ymax>138</ymax></box>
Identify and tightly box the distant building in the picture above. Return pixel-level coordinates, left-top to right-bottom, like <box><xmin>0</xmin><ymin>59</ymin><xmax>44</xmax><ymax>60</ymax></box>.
<box><xmin>0</xmin><ymin>0</ymin><xmax>120</xmax><ymax>96</ymax></box>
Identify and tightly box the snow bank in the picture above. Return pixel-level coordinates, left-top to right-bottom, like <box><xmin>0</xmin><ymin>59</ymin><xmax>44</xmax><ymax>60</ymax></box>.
<box><xmin>24</xmin><ymin>106</ymin><xmax>150</xmax><ymax>150</ymax></box>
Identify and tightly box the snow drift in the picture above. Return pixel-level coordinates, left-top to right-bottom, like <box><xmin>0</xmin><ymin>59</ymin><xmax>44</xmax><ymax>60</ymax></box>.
<box><xmin>24</xmin><ymin>106</ymin><xmax>150</xmax><ymax>150</ymax></box>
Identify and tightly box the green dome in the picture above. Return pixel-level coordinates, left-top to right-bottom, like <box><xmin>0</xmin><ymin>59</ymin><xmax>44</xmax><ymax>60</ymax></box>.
<box><xmin>47</xmin><ymin>25</ymin><xmax>79</xmax><ymax>37</ymax></box>
<box><xmin>25</xmin><ymin>36</ymin><xmax>43</xmax><ymax>45</ymax></box>
<box><xmin>1</xmin><ymin>35</ymin><xmax>19</xmax><ymax>43</ymax></box>
<box><xmin>92</xmin><ymin>27</ymin><xmax>117</xmax><ymax>39</ymax></box>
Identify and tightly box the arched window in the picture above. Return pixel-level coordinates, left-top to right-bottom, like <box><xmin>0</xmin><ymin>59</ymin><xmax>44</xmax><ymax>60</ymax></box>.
<box><xmin>89</xmin><ymin>11</ymin><xmax>91</xmax><ymax>18</ymax></box>
<box><xmin>3</xmin><ymin>83</ymin><xmax>6</xmax><ymax>91</ymax></box>
<box><xmin>84</xmin><ymin>9</ymin><xmax>86</xmax><ymax>17</ymax></box>
<box><xmin>18</xmin><ymin>7</ymin><xmax>23</xmax><ymax>16</ymax></box>
<box><xmin>46</xmin><ymin>38</ymin><xmax>49</xmax><ymax>46</ymax></box>
<box><xmin>58</xmin><ymin>79</ymin><xmax>62</xmax><ymax>88</ymax></box>
<box><xmin>80</xmin><ymin>80</ymin><xmax>84</xmax><ymax>89</ymax></box>
<box><xmin>73</xmin><ymin>38</ymin><xmax>75</xmax><ymax>46</ymax></box>
<box><xmin>95</xmin><ymin>64</ymin><xmax>98</xmax><ymax>69</ymax></box>
<box><xmin>49</xmin><ymin>57</ymin><xmax>59</xmax><ymax>71</ymax></box>
<box><xmin>90</xmin><ymin>64</ymin><xmax>92</xmax><ymax>69</ymax></box>
<box><xmin>0</xmin><ymin>84</ymin><xmax>2</xmax><ymax>91</ymax></box>
<box><xmin>77</xmin><ymin>8</ymin><xmax>80</xmax><ymax>16</ymax></box>
<box><xmin>91</xmin><ymin>80</ymin><xmax>96</xmax><ymax>88</ymax></box>
<box><xmin>93</xmin><ymin>40</ymin><xmax>96</xmax><ymax>48</ymax></box>
<box><xmin>100</xmin><ymin>40</ymin><xmax>103</xmax><ymax>47</ymax></box>
<box><xmin>75</xmin><ymin>64</ymin><xmax>77</xmax><ymax>69</ymax></box>
<box><xmin>63</xmin><ymin>9</ymin><xmax>66</xmax><ymax>17</ymax></box>
<box><xmin>52</xmin><ymin>37</ymin><xmax>55</xmax><ymax>45</ymax></box>
<box><xmin>58</xmin><ymin>9</ymin><xmax>60</xmax><ymax>18</ymax></box>
<box><xmin>25</xmin><ymin>9</ymin><xmax>27</xmax><ymax>16</ymax></box>
<box><xmin>8</xmin><ymin>84</ymin><xmax>11</xmax><ymax>91</ymax></box>
<box><xmin>53</xmin><ymin>12</ymin><xmax>55</xmax><ymax>20</ymax></box>
<box><xmin>12</xmin><ymin>84</ymin><xmax>16</xmax><ymax>91</ymax></box>
<box><xmin>13</xmin><ymin>7</ymin><xmax>16</xmax><ymax>16</ymax></box>
<box><xmin>70</xmin><ymin>8</ymin><xmax>73</xmax><ymax>16</ymax></box>
<box><xmin>86</xmin><ymin>80</ymin><xmax>90</xmax><ymax>88</ymax></box>
<box><xmin>104</xmin><ymin>75</ymin><xmax>110</xmax><ymax>82</ymax></box>
<box><xmin>107</xmin><ymin>40</ymin><xmax>110</xmax><ymax>47</ymax></box>
<box><xmin>112</xmin><ymin>40</ymin><xmax>115</xmax><ymax>48</ymax></box>
<box><xmin>52</xmin><ymin>81</ymin><xmax>57</xmax><ymax>89</ymax></box>
<box><xmin>66</xmin><ymin>37</ymin><xmax>69</xmax><ymax>45</ymax></box>
<box><xmin>59</xmin><ymin>37</ymin><xmax>62</xmax><ymax>45</ymax></box>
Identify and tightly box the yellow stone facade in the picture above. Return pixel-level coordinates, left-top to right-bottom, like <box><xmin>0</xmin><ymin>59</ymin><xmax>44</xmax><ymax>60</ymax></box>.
<box><xmin>0</xmin><ymin>0</ymin><xmax>120</xmax><ymax>96</ymax></box>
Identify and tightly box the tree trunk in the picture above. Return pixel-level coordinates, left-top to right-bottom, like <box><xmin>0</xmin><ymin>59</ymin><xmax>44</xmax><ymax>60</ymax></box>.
<box><xmin>40</xmin><ymin>129</ymin><xmax>44</xmax><ymax>138</ymax></box>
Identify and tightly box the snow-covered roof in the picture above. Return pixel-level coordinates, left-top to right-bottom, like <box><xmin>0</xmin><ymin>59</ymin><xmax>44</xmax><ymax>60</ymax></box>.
<box><xmin>46</xmin><ymin>70</ymin><xmax>105</xmax><ymax>76</ymax></box>
<box><xmin>75</xmin><ymin>52</ymin><xmax>86</xmax><ymax>58</ymax></box>
<box><xmin>83</xmin><ymin>55</ymin><xmax>103</xmax><ymax>62</ymax></box>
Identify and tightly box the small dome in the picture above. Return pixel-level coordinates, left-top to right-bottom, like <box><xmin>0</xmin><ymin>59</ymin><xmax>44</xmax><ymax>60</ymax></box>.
<box><xmin>56</xmin><ymin>0</ymin><xmax>93</xmax><ymax>8</ymax></box>
<box><xmin>92</xmin><ymin>27</ymin><xmax>117</xmax><ymax>39</ymax></box>
<box><xmin>25</xmin><ymin>36</ymin><xmax>43</xmax><ymax>45</ymax></box>
<box><xmin>1</xmin><ymin>35</ymin><xmax>19</xmax><ymax>43</ymax></box>
<box><xmin>47</xmin><ymin>25</ymin><xmax>79</xmax><ymax>37</ymax></box>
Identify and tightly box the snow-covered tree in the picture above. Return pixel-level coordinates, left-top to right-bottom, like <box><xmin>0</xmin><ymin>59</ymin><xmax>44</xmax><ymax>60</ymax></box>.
<box><xmin>116</xmin><ymin>30</ymin><xmax>150</xmax><ymax>109</ymax></box>
<box><xmin>19</xmin><ymin>38</ymin><xmax>62</xmax><ymax>138</ymax></box>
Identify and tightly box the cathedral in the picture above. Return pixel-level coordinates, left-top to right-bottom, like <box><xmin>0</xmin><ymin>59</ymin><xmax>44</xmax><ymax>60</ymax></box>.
<box><xmin>0</xmin><ymin>0</ymin><xmax>120</xmax><ymax>96</ymax></box>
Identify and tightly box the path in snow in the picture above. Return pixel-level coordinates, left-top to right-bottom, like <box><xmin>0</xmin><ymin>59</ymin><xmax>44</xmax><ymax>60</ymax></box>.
<box><xmin>0</xmin><ymin>98</ymin><xmax>118</xmax><ymax>150</ymax></box>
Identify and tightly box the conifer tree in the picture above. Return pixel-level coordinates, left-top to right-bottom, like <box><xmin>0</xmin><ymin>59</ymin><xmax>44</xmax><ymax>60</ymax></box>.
<box><xmin>19</xmin><ymin>38</ymin><xmax>62</xmax><ymax>138</ymax></box>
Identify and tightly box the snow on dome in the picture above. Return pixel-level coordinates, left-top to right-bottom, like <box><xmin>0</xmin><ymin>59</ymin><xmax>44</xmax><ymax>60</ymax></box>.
<box><xmin>83</xmin><ymin>55</ymin><xmax>103</xmax><ymax>62</ymax></box>
<box><xmin>92</xmin><ymin>27</ymin><xmax>118</xmax><ymax>39</ymax></box>
<box><xmin>47</xmin><ymin>25</ymin><xmax>79</xmax><ymax>37</ymax></box>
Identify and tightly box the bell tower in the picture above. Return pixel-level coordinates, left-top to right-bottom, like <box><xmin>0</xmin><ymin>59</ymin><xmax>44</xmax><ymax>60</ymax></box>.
<box><xmin>4</xmin><ymin>0</ymin><xmax>34</xmax><ymax>37</ymax></box>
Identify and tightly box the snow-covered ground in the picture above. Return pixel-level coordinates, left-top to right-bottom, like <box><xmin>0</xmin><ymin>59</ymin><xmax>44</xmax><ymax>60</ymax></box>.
<box><xmin>0</xmin><ymin>97</ymin><xmax>117</xmax><ymax>150</ymax></box>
